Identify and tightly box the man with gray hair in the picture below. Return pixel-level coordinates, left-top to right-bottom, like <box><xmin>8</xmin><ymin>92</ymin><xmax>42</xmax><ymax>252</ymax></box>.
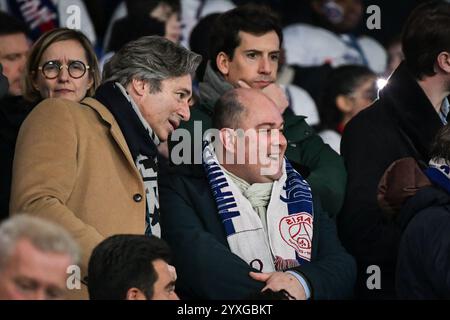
<box><xmin>0</xmin><ymin>215</ymin><xmax>79</xmax><ymax>300</ymax></box>
<box><xmin>10</xmin><ymin>36</ymin><xmax>201</xmax><ymax>299</ymax></box>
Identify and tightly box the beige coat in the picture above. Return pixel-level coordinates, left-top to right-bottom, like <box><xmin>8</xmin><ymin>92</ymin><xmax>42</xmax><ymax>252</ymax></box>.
<box><xmin>10</xmin><ymin>97</ymin><xmax>147</xmax><ymax>299</ymax></box>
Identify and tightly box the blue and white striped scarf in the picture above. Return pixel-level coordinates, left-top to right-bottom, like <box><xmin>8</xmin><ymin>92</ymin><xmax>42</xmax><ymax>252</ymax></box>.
<box><xmin>202</xmin><ymin>137</ymin><xmax>314</xmax><ymax>272</ymax></box>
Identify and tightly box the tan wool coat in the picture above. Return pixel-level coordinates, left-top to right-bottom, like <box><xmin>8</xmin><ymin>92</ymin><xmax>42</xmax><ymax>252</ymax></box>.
<box><xmin>10</xmin><ymin>97</ymin><xmax>147</xmax><ymax>299</ymax></box>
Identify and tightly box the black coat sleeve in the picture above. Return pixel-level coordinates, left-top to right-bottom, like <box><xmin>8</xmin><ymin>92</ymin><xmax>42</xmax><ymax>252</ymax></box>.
<box><xmin>339</xmin><ymin>112</ymin><xmax>403</xmax><ymax>270</ymax></box>
<box><xmin>396</xmin><ymin>205</ymin><xmax>450</xmax><ymax>299</ymax></box>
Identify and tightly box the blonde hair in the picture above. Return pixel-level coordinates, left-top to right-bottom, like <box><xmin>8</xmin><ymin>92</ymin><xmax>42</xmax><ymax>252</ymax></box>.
<box><xmin>0</xmin><ymin>215</ymin><xmax>80</xmax><ymax>270</ymax></box>
<box><xmin>23</xmin><ymin>28</ymin><xmax>101</xmax><ymax>103</ymax></box>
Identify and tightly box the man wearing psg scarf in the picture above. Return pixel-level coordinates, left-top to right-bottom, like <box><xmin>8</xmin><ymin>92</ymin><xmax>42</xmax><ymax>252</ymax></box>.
<box><xmin>160</xmin><ymin>88</ymin><xmax>356</xmax><ymax>299</ymax></box>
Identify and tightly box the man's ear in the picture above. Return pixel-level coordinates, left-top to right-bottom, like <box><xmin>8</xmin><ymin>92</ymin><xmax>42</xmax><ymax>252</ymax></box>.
<box><xmin>130</xmin><ymin>78</ymin><xmax>148</xmax><ymax>97</ymax></box>
<box><xmin>125</xmin><ymin>287</ymin><xmax>147</xmax><ymax>300</ymax></box>
<box><xmin>216</xmin><ymin>52</ymin><xmax>230</xmax><ymax>76</ymax></box>
<box><xmin>436</xmin><ymin>51</ymin><xmax>450</xmax><ymax>74</ymax></box>
<box><xmin>219</xmin><ymin>128</ymin><xmax>236</xmax><ymax>153</ymax></box>
<box><xmin>336</xmin><ymin>94</ymin><xmax>353</xmax><ymax>113</ymax></box>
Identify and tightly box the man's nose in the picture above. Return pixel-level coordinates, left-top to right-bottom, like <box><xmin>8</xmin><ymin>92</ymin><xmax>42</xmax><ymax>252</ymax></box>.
<box><xmin>30</xmin><ymin>289</ymin><xmax>47</xmax><ymax>300</ymax></box>
<box><xmin>17</xmin><ymin>55</ymin><xmax>27</xmax><ymax>73</ymax></box>
<box><xmin>279</xmin><ymin>132</ymin><xmax>287</xmax><ymax>147</ymax></box>
<box><xmin>258</xmin><ymin>56</ymin><xmax>272</xmax><ymax>75</ymax></box>
<box><xmin>179</xmin><ymin>100</ymin><xmax>191</xmax><ymax>121</ymax></box>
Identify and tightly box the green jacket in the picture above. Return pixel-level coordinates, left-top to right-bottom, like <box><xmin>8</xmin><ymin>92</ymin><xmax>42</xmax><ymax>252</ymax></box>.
<box><xmin>173</xmin><ymin>64</ymin><xmax>346</xmax><ymax>217</ymax></box>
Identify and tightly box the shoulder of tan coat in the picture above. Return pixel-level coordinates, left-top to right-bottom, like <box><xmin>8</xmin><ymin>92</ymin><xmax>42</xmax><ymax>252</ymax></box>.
<box><xmin>80</xmin><ymin>97</ymin><xmax>117</xmax><ymax>126</ymax></box>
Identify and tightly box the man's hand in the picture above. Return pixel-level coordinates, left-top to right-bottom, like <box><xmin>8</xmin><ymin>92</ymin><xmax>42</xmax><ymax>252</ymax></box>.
<box><xmin>249</xmin><ymin>271</ymin><xmax>306</xmax><ymax>300</ymax></box>
<box><xmin>237</xmin><ymin>80</ymin><xmax>289</xmax><ymax>114</ymax></box>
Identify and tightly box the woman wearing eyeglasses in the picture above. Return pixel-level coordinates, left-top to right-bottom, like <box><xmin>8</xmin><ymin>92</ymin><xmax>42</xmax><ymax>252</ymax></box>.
<box><xmin>23</xmin><ymin>28</ymin><xmax>100</xmax><ymax>104</ymax></box>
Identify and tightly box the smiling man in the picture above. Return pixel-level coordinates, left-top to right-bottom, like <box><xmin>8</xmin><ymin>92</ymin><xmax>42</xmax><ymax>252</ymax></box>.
<box><xmin>174</xmin><ymin>4</ymin><xmax>346</xmax><ymax>218</ymax></box>
<box><xmin>10</xmin><ymin>36</ymin><xmax>201</xmax><ymax>299</ymax></box>
<box><xmin>160</xmin><ymin>88</ymin><xmax>356</xmax><ymax>300</ymax></box>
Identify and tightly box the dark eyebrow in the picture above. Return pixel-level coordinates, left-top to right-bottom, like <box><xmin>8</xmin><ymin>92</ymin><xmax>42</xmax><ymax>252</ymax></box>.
<box><xmin>165</xmin><ymin>280</ymin><xmax>176</xmax><ymax>290</ymax></box>
<box><xmin>177</xmin><ymin>88</ymin><xmax>192</xmax><ymax>96</ymax></box>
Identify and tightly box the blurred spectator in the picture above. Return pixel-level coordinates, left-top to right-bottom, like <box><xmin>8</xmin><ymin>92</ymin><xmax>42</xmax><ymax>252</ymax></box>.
<box><xmin>396</xmin><ymin>124</ymin><xmax>450</xmax><ymax>299</ymax></box>
<box><xmin>0</xmin><ymin>64</ymin><xmax>8</xmax><ymax>98</ymax></box>
<box><xmin>0</xmin><ymin>12</ymin><xmax>31</xmax><ymax>222</ymax></box>
<box><xmin>104</xmin><ymin>0</ymin><xmax>181</xmax><ymax>54</ymax></box>
<box><xmin>0</xmin><ymin>12</ymin><xmax>29</xmax><ymax>97</ymax></box>
<box><xmin>0</xmin><ymin>215</ymin><xmax>79</xmax><ymax>300</ymax></box>
<box><xmin>189</xmin><ymin>13</ymin><xmax>220</xmax><ymax>84</ymax></box>
<box><xmin>180</xmin><ymin>0</ymin><xmax>236</xmax><ymax>48</ymax></box>
<box><xmin>10</xmin><ymin>36</ymin><xmax>200</xmax><ymax>299</ymax></box>
<box><xmin>101</xmin><ymin>0</ymin><xmax>182</xmax><ymax>71</ymax></box>
<box><xmin>277</xmin><ymin>47</ymin><xmax>320</xmax><ymax>126</ymax></box>
<box><xmin>0</xmin><ymin>0</ymin><xmax>97</xmax><ymax>45</ymax></box>
<box><xmin>384</xmin><ymin>35</ymin><xmax>404</xmax><ymax>78</ymax></box>
<box><xmin>317</xmin><ymin>65</ymin><xmax>377</xmax><ymax>154</ymax></box>
<box><xmin>283</xmin><ymin>0</ymin><xmax>387</xmax><ymax>74</ymax></box>
<box><xmin>339</xmin><ymin>0</ymin><xmax>450</xmax><ymax>299</ymax></box>
<box><xmin>174</xmin><ymin>4</ymin><xmax>346</xmax><ymax>218</ymax></box>
<box><xmin>88</xmin><ymin>234</ymin><xmax>178</xmax><ymax>300</ymax></box>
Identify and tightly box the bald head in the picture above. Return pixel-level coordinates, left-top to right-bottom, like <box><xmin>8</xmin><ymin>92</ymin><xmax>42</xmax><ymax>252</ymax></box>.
<box><xmin>213</xmin><ymin>88</ymin><xmax>279</xmax><ymax>129</ymax></box>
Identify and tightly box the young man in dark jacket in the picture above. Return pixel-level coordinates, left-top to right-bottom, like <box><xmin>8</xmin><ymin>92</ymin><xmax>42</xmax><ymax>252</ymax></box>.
<box><xmin>339</xmin><ymin>0</ymin><xmax>450</xmax><ymax>299</ymax></box>
<box><xmin>171</xmin><ymin>4</ymin><xmax>346</xmax><ymax>218</ymax></box>
<box><xmin>160</xmin><ymin>88</ymin><xmax>356</xmax><ymax>300</ymax></box>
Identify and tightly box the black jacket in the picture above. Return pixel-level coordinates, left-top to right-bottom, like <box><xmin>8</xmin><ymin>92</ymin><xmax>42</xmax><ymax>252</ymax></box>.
<box><xmin>338</xmin><ymin>62</ymin><xmax>444</xmax><ymax>299</ymax></box>
<box><xmin>0</xmin><ymin>96</ymin><xmax>33</xmax><ymax>220</ymax></box>
<box><xmin>159</xmin><ymin>163</ymin><xmax>356</xmax><ymax>300</ymax></box>
<box><xmin>396</xmin><ymin>185</ymin><xmax>450</xmax><ymax>299</ymax></box>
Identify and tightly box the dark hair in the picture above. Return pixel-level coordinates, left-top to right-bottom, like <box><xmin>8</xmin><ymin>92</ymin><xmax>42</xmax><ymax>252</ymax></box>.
<box><xmin>125</xmin><ymin>0</ymin><xmax>180</xmax><ymax>17</ymax></box>
<box><xmin>212</xmin><ymin>89</ymin><xmax>246</xmax><ymax>129</ymax></box>
<box><xmin>429</xmin><ymin>124</ymin><xmax>450</xmax><ymax>162</ymax></box>
<box><xmin>0</xmin><ymin>12</ymin><xmax>29</xmax><ymax>37</ymax></box>
<box><xmin>88</xmin><ymin>235</ymin><xmax>172</xmax><ymax>300</ymax></box>
<box><xmin>209</xmin><ymin>4</ymin><xmax>282</xmax><ymax>74</ymax></box>
<box><xmin>319</xmin><ymin>65</ymin><xmax>375</xmax><ymax>130</ymax></box>
<box><xmin>189</xmin><ymin>13</ymin><xmax>221</xmax><ymax>82</ymax></box>
<box><xmin>402</xmin><ymin>0</ymin><xmax>450</xmax><ymax>79</ymax></box>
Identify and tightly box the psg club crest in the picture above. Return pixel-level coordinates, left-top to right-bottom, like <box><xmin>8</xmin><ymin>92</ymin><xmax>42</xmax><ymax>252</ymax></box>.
<box><xmin>279</xmin><ymin>213</ymin><xmax>313</xmax><ymax>261</ymax></box>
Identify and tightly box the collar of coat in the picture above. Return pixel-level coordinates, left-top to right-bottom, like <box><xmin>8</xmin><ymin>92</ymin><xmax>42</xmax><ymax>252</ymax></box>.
<box><xmin>93</xmin><ymin>81</ymin><xmax>159</xmax><ymax>162</ymax></box>
<box><xmin>379</xmin><ymin>61</ymin><xmax>447</xmax><ymax>160</ymax></box>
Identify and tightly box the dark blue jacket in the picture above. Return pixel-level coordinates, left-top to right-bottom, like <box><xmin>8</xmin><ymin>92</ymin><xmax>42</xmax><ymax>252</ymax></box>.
<box><xmin>396</xmin><ymin>185</ymin><xmax>450</xmax><ymax>299</ymax></box>
<box><xmin>159</xmin><ymin>163</ymin><xmax>356</xmax><ymax>300</ymax></box>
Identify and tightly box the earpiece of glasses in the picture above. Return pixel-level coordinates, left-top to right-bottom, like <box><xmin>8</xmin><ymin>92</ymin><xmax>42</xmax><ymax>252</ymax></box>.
<box><xmin>38</xmin><ymin>60</ymin><xmax>90</xmax><ymax>79</ymax></box>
